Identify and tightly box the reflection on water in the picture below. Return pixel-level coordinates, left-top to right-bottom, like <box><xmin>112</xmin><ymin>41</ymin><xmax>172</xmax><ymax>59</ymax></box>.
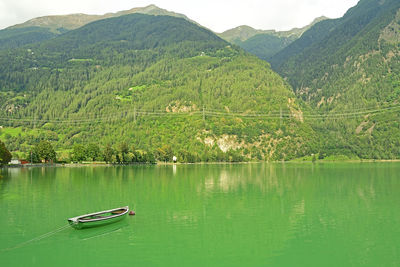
<box><xmin>1</xmin><ymin>163</ymin><xmax>400</xmax><ymax>266</ymax></box>
<box><xmin>69</xmin><ymin>220</ymin><xmax>129</xmax><ymax>240</ymax></box>
<box><xmin>173</xmin><ymin>164</ymin><xmax>177</xmax><ymax>175</ymax></box>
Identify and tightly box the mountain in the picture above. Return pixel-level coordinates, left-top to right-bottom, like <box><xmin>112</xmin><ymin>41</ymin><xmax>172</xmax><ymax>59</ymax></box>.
<box><xmin>218</xmin><ymin>25</ymin><xmax>271</xmax><ymax>43</ymax></box>
<box><xmin>220</xmin><ymin>17</ymin><xmax>327</xmax><ymax>60</ymax></box>
<box><xmin>234</xmin><ymin>34</ymin><xmax>297</xmax><ymax>61</ymax></box>
<box><xmin>4</xmin><ymin>1</ymin><xmax>398</xmax><ymax>161</ymax></box>
<box><xmin>0</xmin><ymin>27</ymin><xmax>57</xmax><ymax>50</ymax></box>
<box><xmin>0</xmin><ymin>13</ymin><xmax>316</xmax><ymax>162</ymax></box>
<box><xmin>8</xmin><ymin>5</ymin><xmax>193</xmax><ymax>33</ymax></box>
<box><xmin>0</xmin><ymin>5</ymin><xmax>194</xmax><ymax>50</ymax></box>
<box><xmin>271</xmin><ymin>0</ymin><xmax>400</xmax><ymax>159</ymax></box>
<box><xmin>220</xmin><ymin>17</ymin><xmax>327</xmax><ymax>43</ymax></box>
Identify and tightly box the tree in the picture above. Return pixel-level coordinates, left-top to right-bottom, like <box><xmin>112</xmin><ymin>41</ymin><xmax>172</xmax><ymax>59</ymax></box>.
<box><xmin>35</xmin><ymin>140</ymin><xmax>56</xmax><ymax>163</ymax></box>
<box><xmin>86</xmin><ymin>143</ymin><xmax>101</xmax><ymax>161</ymax></box>
<box><xmin>29</xmin><ymin>149</ymin><xmax>41</xmax><ymax>163</ymax></box>
<box><xmin>103</xmin><ymin>144</ymin><xmax>114</xmax><ymax>163</ymax></box>
<box><xmin>156</xmin><ymin>145</ymin><xmax>173</xmax><ymax>162</ymax></box>
<box><xmin>72</xmin><ymin>144</ymin><xmax>86</xmax><ymax>162</ymax></box>
<box><xmin>133</xmin><ymin>150</ymin><xmax>143</xmax><ymax>163</ymax></box>
<box><xmin>118</xmin><ymin>142</ymin><xmax>129</xmax><ymax>163</ymax></box>
<box><xmin>145</xmin><ymin>151</ymin><xmax>156</xmax><ymax>164</ymax></box>
<box><xmin>0</xmin><ymin>140</ymin><xmax>12</xmax><ymax>165</ymax></box>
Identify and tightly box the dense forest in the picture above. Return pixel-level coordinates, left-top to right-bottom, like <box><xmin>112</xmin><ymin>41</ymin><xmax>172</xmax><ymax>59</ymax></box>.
<box><xmin>0</xmin><ymin>13</ymin><xmax>317</xmax><ymax>163</ymax></box>
<box><xmin>0</xmin><ymin>5</ymin><xmax>191</xmax><ymax>51</ymax></box>
<box><xmin>0</xmin><ymin>27</ymin><xmax>58</xmax><ymax>50</ymax></box>
<box><xmin>271</xmin><ymin>0</ymin><xmax>400</xmax><ymax>159</ymax></box>
<box><xmin>234</xmin><ymin>34</ymin><xmax>296</xmax><ymax>61</ymax></box>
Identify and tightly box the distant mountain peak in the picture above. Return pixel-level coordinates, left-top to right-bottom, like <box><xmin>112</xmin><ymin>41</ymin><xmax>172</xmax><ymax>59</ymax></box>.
<box><xmin>219</xmin><ymin>17</ymin><xmax>328</xmax><ymax>43</ymax></box>
<box><xmin>218</xmin><ymin>26</ymin><xmax>272</xmax><ymax>43</ymax></box>
<box><xmin>311</xmin><ymin>16</ymin><xmax>329</xmax><ymax>24</ymax></box>
<box><xmin>143</xmin><ymin>4</ymin><xmax>159</xmax><ymax>10</ymax></box>
<box><xmin>8</xmin><ymin>4</ymin><xmax>192</xmax><ymax>34</ymax></box>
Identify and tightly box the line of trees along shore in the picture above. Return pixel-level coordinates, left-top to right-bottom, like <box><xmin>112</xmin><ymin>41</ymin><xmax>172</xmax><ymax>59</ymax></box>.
<box><xmin>3</xmin><ymin>139</ymin><xmax>246</xmax><ymax>164</ymax></box>
<box><xmin>62</xmin><ymin>140</ymin><xmax>245</xmax><ymax>163</ymax></box>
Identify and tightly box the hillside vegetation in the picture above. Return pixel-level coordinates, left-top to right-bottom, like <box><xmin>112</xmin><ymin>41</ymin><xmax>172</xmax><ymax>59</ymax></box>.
<box><xmin>271</xmin><ymin>0</ymin><xmax>400</xmax><ymax>159</ymax></box>
<box><xmin>0</xmin><ymin>14</ymin><xmax>316</xmax><ymax>162</ymax></box>
<box><xmin>0</xmin><ymin>5</ymin><xmax>193</xmax><ymax>50</ymax></box>
<box><xmin>220</xmin><ymin>17</ymin><xmax>327</xmax><ymax>61</ymax></box>
<box><xmin>3</xmin><ymin>0</ymin><xmax>400</xmax><ymax>162</ymax></box>
<box><xmin>0</xmin><ymin>27</ymin><xmax>57</xmax><ymax>50</ymax></box>
<box><xmin>235</xmin><ymin>34</ymin><xmax>296</xmax><ymax>61</ymax></box>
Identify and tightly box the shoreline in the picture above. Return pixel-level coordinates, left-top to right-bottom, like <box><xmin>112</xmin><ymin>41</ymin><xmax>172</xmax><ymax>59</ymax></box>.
<box><xmin>3</xmin><ymin>159</ymin><xmax>400</xmax><ymax>168</ymax></box>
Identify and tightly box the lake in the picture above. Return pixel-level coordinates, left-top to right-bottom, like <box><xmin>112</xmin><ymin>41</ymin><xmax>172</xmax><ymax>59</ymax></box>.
<box><xmin>0</xmin><ymin>163</ymin><xmax>399</xmax><ymax>266</ymax></box>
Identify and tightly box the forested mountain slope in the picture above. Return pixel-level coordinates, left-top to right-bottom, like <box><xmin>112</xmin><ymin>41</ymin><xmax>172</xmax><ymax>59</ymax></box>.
<box><xmin>234</xmin><ymin>34</ymin><xmax>297</xmax><ymax>61</ymax></box>
<box><xmin>271</xmin><ymin>0</ymin><xmax>400</xmax><ymax>159</ymax></box>
<box><xmin>0</xmin><ymin>27</ymin><xmax>57</xmax><ymax>50</ymax></box>
<box><xmin>0</xmin><ymin>14</ymin><xmax>316</xmax><ymax>162</ymax></box>
<box><xmin>0</xmin><ymin>5</ymin><xmax>192</xmax><ymax>50</ymax></box>
<box><xmin>220</xmin><ymin>17</ymin><xmax>327</xmax><ymax>61</ymax></box>
<box><xmin>8</xmin><ymin>4</ymin><xmax>191</xmax><ymax>33</ymax></box>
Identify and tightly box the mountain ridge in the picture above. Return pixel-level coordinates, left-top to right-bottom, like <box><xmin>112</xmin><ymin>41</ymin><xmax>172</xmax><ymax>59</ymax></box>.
<box><xmin>7</xmin><ymin>4</ymin><xmax>194</xmax><ymax>34</ymax></box>
<box><xmin>0</xmin><ymin>5</ymin><xmax>199</xmax><ymax>51</ymax></box>
<box><xmin>219</xmin><ymin>16</ymin><xmax>328</xmax><ymax>61</ymax></box>
<box><xmin>219</xmin><ymin>16</ymin><xmax>328</xmax><ymax>43</ymax></box>
<box><xmin>270</xmin><ymin>0</ymin><xmax>400</xmax><ymax>159</ymax></box>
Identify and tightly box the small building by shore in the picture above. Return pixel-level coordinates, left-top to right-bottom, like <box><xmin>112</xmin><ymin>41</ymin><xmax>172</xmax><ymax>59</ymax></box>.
<box><xmin>9</xmin><ymin>159</ymin><xmax>21</xmax><ymax>165</ymax></box>
<box><xmin>9</xmin><ymin>159</ymin><xmax>30</xmax><ymax>165</ymax></box>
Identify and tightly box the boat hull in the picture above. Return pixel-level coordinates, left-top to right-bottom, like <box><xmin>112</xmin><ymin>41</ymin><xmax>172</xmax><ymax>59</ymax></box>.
<box><xmin>68</xmin><ymin>206</ymin><xmax>129</xmax><ymax>230</ymax></box>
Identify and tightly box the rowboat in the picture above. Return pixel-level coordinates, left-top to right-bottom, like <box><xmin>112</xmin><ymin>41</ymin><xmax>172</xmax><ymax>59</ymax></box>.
<box><xmin>68</xmin><ymin>206</ymin><xmax>129</xmax><ymax>229</ymax></box>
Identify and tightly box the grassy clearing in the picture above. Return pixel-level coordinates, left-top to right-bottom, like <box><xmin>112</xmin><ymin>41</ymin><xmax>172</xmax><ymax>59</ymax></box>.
<box><xmin>0</xmin><ymin>127</ymin><xmax>42</xmax><ymax>138</ymax></box>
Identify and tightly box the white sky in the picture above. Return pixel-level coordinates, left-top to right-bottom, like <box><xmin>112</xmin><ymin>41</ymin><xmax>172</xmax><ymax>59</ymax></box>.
<box><xmin>0</xmin><ymin>0</ymin><xmax>360</xmax><ymax>32</ymax></box>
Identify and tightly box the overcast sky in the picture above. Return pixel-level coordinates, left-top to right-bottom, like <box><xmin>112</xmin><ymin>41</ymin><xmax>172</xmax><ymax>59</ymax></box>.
<box><xmin>0</xmin><ymin>0</ymin><xmax>360</xmax><ymax>32</ymax></box>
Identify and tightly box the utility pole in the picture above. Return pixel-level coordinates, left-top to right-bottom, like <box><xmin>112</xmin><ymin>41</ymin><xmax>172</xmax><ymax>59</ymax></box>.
<box><xmin>134</xmin><ymin>106</ymin><xmax>137</xmax><ymax>123</ymax></box>
<box><xmin>280</xmin><ymin>106</ymin><xmax>282</xmax><ymax>128</ymax></box>
<box><xmin>203</xmin><ymin>106</ymin><xmax>205</xmax><ymax>121</ymax></box>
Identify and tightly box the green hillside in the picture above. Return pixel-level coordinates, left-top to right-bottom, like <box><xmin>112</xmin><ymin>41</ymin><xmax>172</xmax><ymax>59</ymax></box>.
<box><xmin>235</xmin><ymin>34</ymin><xmax>296</xmax><ymax>61</ymax></box>
<box><xmin>221</xmin><ymin>17</ymin><xmax>327</xmax><ymax>61</ymax></box>
<box><xmin>0</xmin><ymin>13</ymin><xmax>316</xmax><ymax>162</ymax></box>
<box><xmin>271</xmin><ymin>0</ymin><xmax>400</xmax><ymax>159</ymax></box>
<box><xmin>8</xmin><ymin>4</ymin><xmax>192</xmax><ymax>33</ymax></box>
<box><xmin>0</xmin><ymin>27</ymin><xmax>58</xmax><ymax>50</ymax></box>
<box><xmin>0</xmin><ymin>5</ymin><xmax>194</xmax><ymax>50</ymax></box>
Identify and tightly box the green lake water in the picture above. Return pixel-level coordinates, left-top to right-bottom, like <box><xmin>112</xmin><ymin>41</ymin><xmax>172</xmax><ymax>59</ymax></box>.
<box><xmin>0</xmin><ymin>163</ymin><xmax>399</xmax><ymax>266</ymax></box>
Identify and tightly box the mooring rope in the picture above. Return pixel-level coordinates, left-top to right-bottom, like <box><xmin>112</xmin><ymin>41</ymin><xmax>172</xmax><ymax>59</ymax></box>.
<box><xmin>82</xmin><ymin>227</ymin><xmax>122</xmax><ymax>241</ymax></box>
<box><xmin>0</xmin><ymin>224</ymin><xmax>70</xmax><ymax>252</ymax></box>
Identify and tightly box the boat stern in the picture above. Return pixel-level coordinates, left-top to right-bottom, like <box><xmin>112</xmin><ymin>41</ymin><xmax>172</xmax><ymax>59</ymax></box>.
<box><xmin>68</xmin><ymin>218</ymin><xmax>81</xmax><ymax>229</ymax></box>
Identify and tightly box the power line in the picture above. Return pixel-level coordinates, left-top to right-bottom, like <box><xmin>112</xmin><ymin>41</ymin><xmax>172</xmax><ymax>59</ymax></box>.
<box><xmin>0</xmin><ymin>104</ymin><xmax>399</xmax><ymax>125</ymax></box>
<box><xmin>16</xmin><ymin>101</ymin><xmax>400</xmax><ymax>120</ymax></box>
